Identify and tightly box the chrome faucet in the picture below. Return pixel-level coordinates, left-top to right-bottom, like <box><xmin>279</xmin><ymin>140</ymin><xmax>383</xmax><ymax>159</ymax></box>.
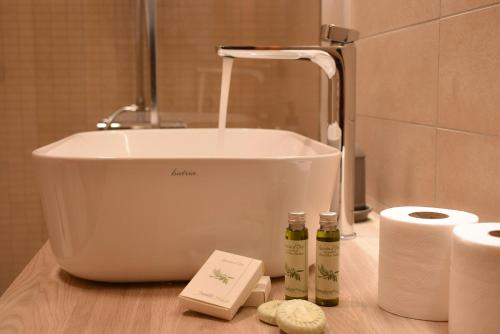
<box><xmin>97</xmin><ymin>0</ymin><xmax>158</xmax><ymax>130</ymax></box>
<box><xmin>217</xmin><ymin>24</ymin><xmax>359</xmax><ymax>238</ymax></box>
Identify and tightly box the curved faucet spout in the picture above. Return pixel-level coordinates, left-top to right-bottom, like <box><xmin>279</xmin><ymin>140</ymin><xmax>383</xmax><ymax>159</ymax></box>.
<box><xmin>217</xmin><ymin>47</ymin><xmax>336</xmax><ymax>78</ymax></box>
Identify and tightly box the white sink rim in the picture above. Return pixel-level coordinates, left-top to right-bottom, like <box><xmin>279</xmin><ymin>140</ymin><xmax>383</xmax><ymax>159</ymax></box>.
<box><xmin>33</xmin><ymin>128</ymin><xmax>338</xmax><ymax>161</ymax></box>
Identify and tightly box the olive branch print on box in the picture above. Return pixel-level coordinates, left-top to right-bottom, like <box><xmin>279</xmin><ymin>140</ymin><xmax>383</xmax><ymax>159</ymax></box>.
<box><xmin>209</xmin><ymin>268</ymin><xmax>234</xmax><ymax>284</ymax></box>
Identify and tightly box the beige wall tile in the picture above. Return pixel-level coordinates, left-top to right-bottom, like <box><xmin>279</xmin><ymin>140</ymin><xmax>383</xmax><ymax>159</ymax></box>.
<box><xmin>441</xmin><ymin>0</ymin><xmax>500</xmax><ymax>16</ymax></box>
<box><xmin>357</xmin><ymin>116</ymin><xmax>436</xmax><ymax>209</ymax></box>
<box><xmin>0</xmin><ymin>0</ymin><xmax>137</xmax><ymax>294</ymax></box>
<box><xmin>357</xmin><ymin>22</ymin><xmax>439</xmax><ymax>125</ymax></box>
<box><xmin>351</xmin><ymin>0</ymin><xmax>439</xmax><ymax>37</ymax></box>
<box><xmin>438</xmin><ymin>5</ymin><xmax>500</xmax><ymax>136</ymax></box>
<box><xmin>436</xmin><ymin>130</ymin><xmax>500</xmax><ymax>221</ymax></box>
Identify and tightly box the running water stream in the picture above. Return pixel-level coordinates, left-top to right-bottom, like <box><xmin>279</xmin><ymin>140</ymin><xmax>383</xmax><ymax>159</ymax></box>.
<box><xmin>217</xmin><ymin>57</ymin><xmax>234</xmax><ymax>130</ymax></box>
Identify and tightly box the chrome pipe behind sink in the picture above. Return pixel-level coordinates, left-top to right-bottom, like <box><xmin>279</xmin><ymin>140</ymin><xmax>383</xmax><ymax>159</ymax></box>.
<box><xmin>97</xmin><ymin>0</ymin><xmax>160</xmax><ymax>130</ymax></box>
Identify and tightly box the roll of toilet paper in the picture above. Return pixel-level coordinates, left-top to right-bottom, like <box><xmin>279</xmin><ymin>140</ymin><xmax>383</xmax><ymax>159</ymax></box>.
<box><xmin>449</xmin><ymin>223</ymin><xmax>500</xmax><ymax>334</ymax></box>
<box><xmin>378</xmin><ymin>206</ymin><xmax>478</xmax><ymax>321</ymax></box>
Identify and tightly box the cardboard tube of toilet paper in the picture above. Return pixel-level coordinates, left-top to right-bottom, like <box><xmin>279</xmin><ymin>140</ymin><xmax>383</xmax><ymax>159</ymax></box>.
<box><xmin>449</xmin><ymin>223</ymin><xmax>500</xmax><ymax>334</ymax></box>
<box><xmin>378</xmin><ymin>206</ymin><xmax>478</xmax><ymax>321</ymax></box>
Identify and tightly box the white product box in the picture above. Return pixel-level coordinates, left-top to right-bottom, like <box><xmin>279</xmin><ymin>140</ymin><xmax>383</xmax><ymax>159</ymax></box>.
<box><xmin>178</xmin><ymin>250</ymin><xmax>263</xmax><ymax>320</ymax></box>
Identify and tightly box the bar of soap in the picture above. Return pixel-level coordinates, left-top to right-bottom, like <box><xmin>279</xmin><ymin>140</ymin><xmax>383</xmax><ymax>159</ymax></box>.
<box><xmin>276</xmin><ymin>299</ymin><xmax>326</xmax><ymax>334</ymax></box>
<box><xmin>244</xmin><ymin>276</ymin><xmax>271</xmax><ymax>307</ymax></box>
<box><xmin>257</xmin><ymin>300</ymin><xmax>284</xmax><ymax>326</ymax></box>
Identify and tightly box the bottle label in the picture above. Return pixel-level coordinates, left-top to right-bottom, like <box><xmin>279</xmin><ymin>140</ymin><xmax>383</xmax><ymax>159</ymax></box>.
<box><xmin>315</xmin><ymin>240</ymin><xmax>339</xmax><ymax>300</ymax></box>
<box><xmin>284</xmin><ymin>239</ymin><xmax>308</xmax><ymax>298</ymax></box>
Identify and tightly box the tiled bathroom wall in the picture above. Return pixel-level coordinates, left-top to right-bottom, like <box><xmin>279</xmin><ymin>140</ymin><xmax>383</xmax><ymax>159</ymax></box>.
<box><xmin>0</xmin><ymin>0</ymin><xmax>138</xmax><ymax>294</ymax></box>
<box><xmin>0</xmin><ymin>0</ymin><xmax>320</xmax><ymax>293</ymax></box>
<box><xmin>353</xmin><ymin>0</ymin><xmax>500</xmax><ymax>221</ymax></box>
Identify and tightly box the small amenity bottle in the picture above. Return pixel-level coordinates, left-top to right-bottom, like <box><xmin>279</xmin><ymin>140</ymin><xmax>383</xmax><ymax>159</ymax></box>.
<box><xmin>315</xmin><ymin>211</ymin><xmax>340</xmax><ymax>306</ymax></box>
<box><xmin>284</xmin><ymin>211</ymin><xmax>308</xmax><ymax>300</ymax></box>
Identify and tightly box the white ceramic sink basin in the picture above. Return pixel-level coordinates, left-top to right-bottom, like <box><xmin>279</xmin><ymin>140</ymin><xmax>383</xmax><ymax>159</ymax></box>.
<box><xmin>33</xmin><ymin>129</ymin><xmax>340</xmax><ymax>282</ymax></box>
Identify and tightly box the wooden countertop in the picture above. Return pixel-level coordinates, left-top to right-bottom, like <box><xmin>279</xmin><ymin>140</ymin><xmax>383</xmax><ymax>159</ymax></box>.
<box><xmin>0</xmin><ymin>214</ymin><xmax>448</xmax><ymax>333</ymax></box>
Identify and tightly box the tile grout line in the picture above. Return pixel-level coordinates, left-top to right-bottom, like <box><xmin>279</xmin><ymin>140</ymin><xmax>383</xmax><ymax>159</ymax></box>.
<box><xmin>359</xmin><ymin>17</ymin><xmax>439</xmax><ymax>40</ymax></box>
<box><xmin>440</xmin><ymin>1</ymin><xmax>500</xmax><ymax>20</ymax></box>
<box><xmin>357</xmin><ymin>114</ymin><xmax>500</xmax><ymax>139</ymax></box>
<box><xmin>4</xmin><ymin>0</ymin><xmax>15</xmax><ymax>292</ymax></box>
<box><xmin>358</xmin><ymin>2</ymin><xmax>500</xmax><ymax>41</ymax></box>
<box><xmin>434</xmin><ymin>0</ymin><xmax>442</xmax><ymax>207</ymax></box>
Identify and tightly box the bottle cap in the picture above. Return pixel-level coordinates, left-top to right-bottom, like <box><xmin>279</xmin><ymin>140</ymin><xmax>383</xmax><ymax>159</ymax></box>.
<box><xmin>288</xmin><ymin>211</ymin><xmax>306</xmax><ymax>224</ymax></box>
<box><xmin>319</xmin><ymin>211</ymin><xmax>338</xmax><ymax>228</ymax></box>
<box><xmin>288</xmin><ymin>211</ymin><xmax>306</xmax><ymax>231</ymax></box>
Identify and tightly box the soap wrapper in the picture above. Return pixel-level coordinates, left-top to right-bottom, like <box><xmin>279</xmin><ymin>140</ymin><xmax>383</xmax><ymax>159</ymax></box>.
<box><xmin>243</xmin><ymin>276</ymin><xmax>271</xmax><ymax>307</ymax></box>
<box><xmin>378</xmin><ymin>206</ymin><xmax>478</xmax><ymax>321</ymax></box>
<box><xmin>178</xmin><ymin>250</ymin><xmax>263</xmax><ymax>320</ymax></box>
<box><xmin>449</xmin><ymin>223</ymin><xmax>500</xmax><ymax>334</ymax></box>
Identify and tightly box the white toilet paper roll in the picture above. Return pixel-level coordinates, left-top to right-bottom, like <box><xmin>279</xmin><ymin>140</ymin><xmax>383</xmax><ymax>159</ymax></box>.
<box><xmin>378</xmin><ymin>206</ymin><xmax>478</xmax><ymax>321</ymax></box>
<box><xmin>449</xmin><ymin>223</ymin><xmax>500</xmax><ymax>334</ymax></box>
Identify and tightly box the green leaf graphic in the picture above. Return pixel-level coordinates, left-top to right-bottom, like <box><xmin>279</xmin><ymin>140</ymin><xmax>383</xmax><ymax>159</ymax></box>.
<box><xmin>317</xmin><ymin>264</ymin><xmax>338</xmax><ymax>281</ymax></box>
<box><xmin>285</xmin><ymin>264</ymin><xmax>304</xmax><ymax>281</ymax></box>
<box><xmin>209</xmin><ymin>268</ymin><xmax>234</xmax><ymax>284</ymax></box>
